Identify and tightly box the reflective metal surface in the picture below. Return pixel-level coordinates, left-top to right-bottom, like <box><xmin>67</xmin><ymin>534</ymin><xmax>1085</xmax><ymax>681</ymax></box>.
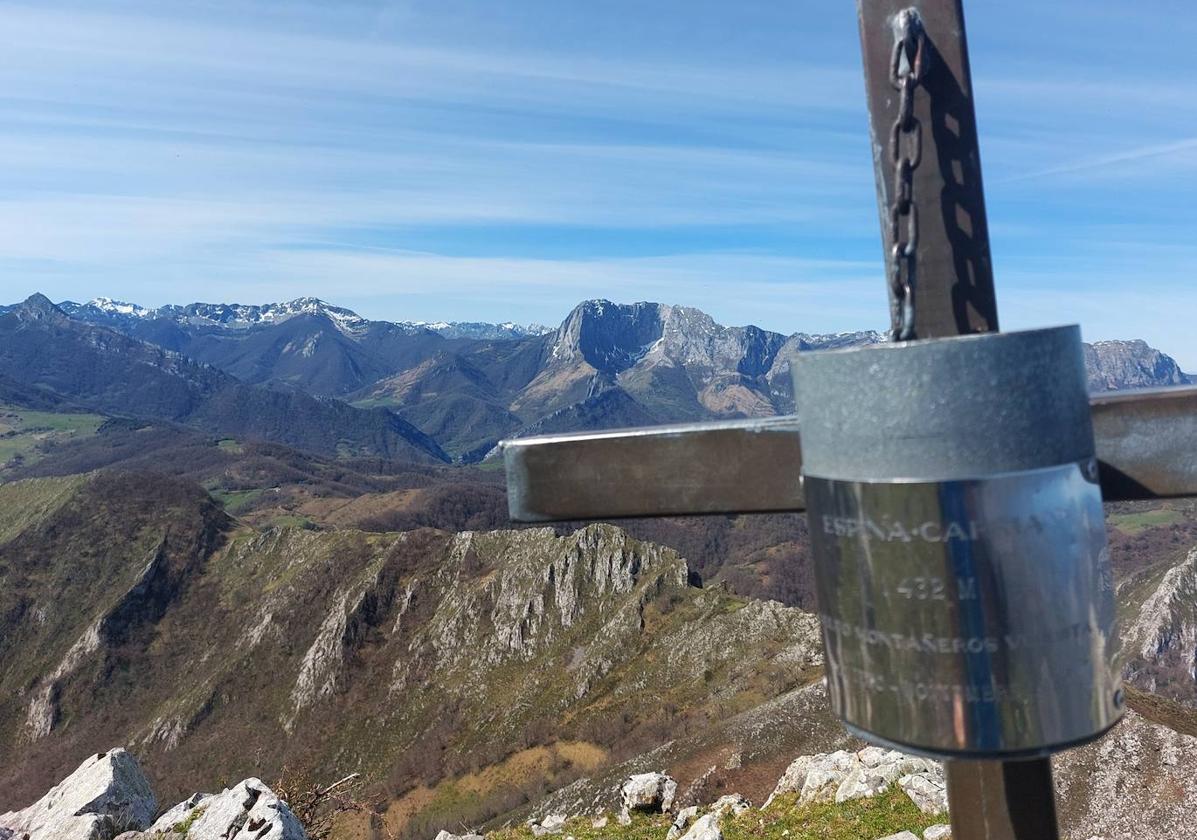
<box><xmin>1091</xmin><ymin>384</ymin><xmax>1197</xmax><ymax>499</ymax></box>
<box><xmin>501</xmin><ymin>383</ymin><xmax>1197</xmax><ymax>522</ymax></box>
<box><xmin>805</xmin><ymin>463</ymin><xmax>1121</xmax><ymax>756</ymax></box>
<box><xmin>793</xmin><ymin>326</ymin><xmax>1095</xmax><ymax>482</ymax></box>
<box><xmin>502</xmin><ymin>415</ymin><xmax>803</xmax><ymax>521</ymax></box>
<box><xmin>793</xmin><ymin>326</ymin><xmax>1121</xmax><ymax>757</ymax></box>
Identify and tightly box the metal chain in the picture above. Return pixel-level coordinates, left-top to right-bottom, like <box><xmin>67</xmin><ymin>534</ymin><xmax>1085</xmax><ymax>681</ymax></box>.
<box><xmin>888</xmin><ymin>8</ymin><xmax>927</xmax><ymax>341</ymax></box>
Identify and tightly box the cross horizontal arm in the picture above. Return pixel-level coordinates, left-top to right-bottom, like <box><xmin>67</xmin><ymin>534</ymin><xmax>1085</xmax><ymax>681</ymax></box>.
<box><xmin>1090</xmin><ymin>384</ymin><xmax>1197</xmax><ymax>500</ymax></box>
<box><xmin>503</xmin><ymin>416</ymin><xmax>804</xmax><ymax>521</ymax></box>
<box><xmin>502</xmin><ymin>385</ymin><xmax>1197</xmax><ymax>521</ymax></box>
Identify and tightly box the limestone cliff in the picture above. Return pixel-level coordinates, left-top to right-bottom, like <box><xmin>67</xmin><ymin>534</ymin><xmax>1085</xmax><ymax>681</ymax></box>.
<box><xmin>0</xmin><ymin>473</ymin><xmax>821</xmax><ymax>838</ymax></box>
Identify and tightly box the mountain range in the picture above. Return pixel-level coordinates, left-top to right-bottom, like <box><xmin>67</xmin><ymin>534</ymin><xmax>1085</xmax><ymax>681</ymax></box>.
<box><xmin>2</xmin><ymin>471</ymin><xmax>1196</xmax><ymax>839</ymax></box>
<box><xmin>1</xmin><ymin>291</ymin><xmax>1196</xmax><ymax>838</ymax></box>
<box><xmin>2</xmin><ymin>293</ymin><xmax>1190</xmax><ymax>463</ymax></box>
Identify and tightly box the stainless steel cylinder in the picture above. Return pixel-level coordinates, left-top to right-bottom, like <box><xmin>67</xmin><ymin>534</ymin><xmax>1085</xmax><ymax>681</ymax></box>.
<box><xmin>792</xmin><ymin>326</ymin><xmax>1122</xmax><ymax>758</ymax></box>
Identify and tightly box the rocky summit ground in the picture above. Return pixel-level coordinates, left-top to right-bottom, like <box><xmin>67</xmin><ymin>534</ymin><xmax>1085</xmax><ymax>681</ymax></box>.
<box><xmin>10</xmin><ymin>710</ymin><xmax>1197</xmax><ymax>840</ymax></box>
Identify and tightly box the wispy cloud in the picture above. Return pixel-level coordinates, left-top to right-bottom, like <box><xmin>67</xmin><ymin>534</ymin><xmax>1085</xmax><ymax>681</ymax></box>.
<box><xmin>0</xmin><ymin>0</ymin><xmax>1193</xmax><ymax>369</ymax></box>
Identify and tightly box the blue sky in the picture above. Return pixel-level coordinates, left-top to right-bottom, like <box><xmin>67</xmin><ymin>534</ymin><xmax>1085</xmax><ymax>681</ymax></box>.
<box><xmin>1</xmin><ymin>1</ymin><xmax>1195</xmax><ymax>366</ymax></box>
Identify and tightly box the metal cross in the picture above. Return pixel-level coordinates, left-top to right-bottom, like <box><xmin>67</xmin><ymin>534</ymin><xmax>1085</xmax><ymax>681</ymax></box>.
<box><xmin>499</xmin><ymin>3</ymin><xmax>1197</xmax><ymax>838</ymax></box>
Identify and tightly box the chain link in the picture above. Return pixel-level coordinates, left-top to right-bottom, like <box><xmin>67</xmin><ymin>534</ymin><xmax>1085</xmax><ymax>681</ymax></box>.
<box><xmin>887</xmin><ymin>8</ymin><xmax>926</xmax><ymax>342</ymax></box>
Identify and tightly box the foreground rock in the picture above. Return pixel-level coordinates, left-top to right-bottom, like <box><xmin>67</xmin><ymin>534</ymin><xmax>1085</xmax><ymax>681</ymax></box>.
<box><xmin>1055</xmin><ymin>707</ymin><xmax>1197</xmax><ymax>840</ymax></box>
<box><xmin>674</xmin><ymin>794</ymin><xmax>751</xmax><ymax>840</ymax></box>
<box><xmin>0</xmin><ymin>749</ymin><xmax>155</xmax><ymax>840</ymax></box>
<box><xmin>765</xmin><ymin>746</ymin><xmax>946</xmax><ymax>814</ymax></box>
<box><xmin>0</xmin><ymin>747</ymin><xmax>305</xmax><ymax>840</ymax></box>
<box><xmin>123</xmin><ymin>778</ymin><xmax>306</xmax><ymax>840</ymax></box>
<box><xmin>527</xmin><ymin>814</ymin><xmax>567</xmax><ymax>836</ymax></box>
<box><xmin>619</xmin><ymin>772</ymin><xmax>678</xmax><ymax>822</ymax></box>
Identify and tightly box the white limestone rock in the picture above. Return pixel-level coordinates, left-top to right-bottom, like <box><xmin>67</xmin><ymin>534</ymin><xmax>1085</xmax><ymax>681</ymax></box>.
<box><xmin>765</xmin><ymin>745</ymin><xmax>946</xmax><ymax>813</ymax></box>
<box><xmin>924</xmin><ymin>826</ymin><xmax>952</xmax><ymax>840</ymax></box>
<box><xmin>0</xmin><ymin>749</ymin><xmax>155</xmax><ymax>840</ymax></box>
<box><xmin>707</xmin><ymin>794</ymin><xmax>750</xmax><ymax>816</ymax></box>
<box><xmin>834</xmin><ymin>764</ymin><xmax>901</xmax><ymax>804</ymax></box>
<box><xmin>798</xmin><ymin>767</ymin><xmax>843</xmax><ymax>804</ymax></box>
<box><xmin>857</xmin><ymin>747</ymin><xmax>902</xmax><ymax>769</ymax></box>
<box><xmin>666</xmin><ymin>805</ymin><xmax>700</xmax><ymax>840</ymax></box>
<box><xmin>530</xmin><ymin>815</ymin><xmax>567</xmax><ymax>836</ymax></box>
<box><xmin>898</xmin><ymin>772</ymin><xmax>948</xmax><ymax>815</ymax></box>
<box><xmin>434</xmin><ymin>832</ymin><xmax>484</xmax><ymax>840</ymax></box>
<box><xmin>674</xmin><ymin>794</ymin><xmax>750</xmax><ymax>840</ymax></box>
<box><xmin>620</xmin><ymin>772</ymin><xmax>678</xmax><ymax>817</ymax></box>
<box><xmin>164</xmin><ymin>778</ymin><xmax>305</xmax><ymax>840</ymax></box>
<box><xmin>676</xmin><ymin>812</ymin><xmax>723</xmax><ymax>840</ymax></box>
<box><xmin>149</xmin><ymin>793</ymin><xmax>213</xmax><ymax>833</ymax></box>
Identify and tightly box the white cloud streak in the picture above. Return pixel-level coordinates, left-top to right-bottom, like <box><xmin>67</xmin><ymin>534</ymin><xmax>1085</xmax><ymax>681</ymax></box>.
<box><xmin>0</xmin><ymin>0</ymin><xmax>1192</xmax><ymax>368</ymax></box>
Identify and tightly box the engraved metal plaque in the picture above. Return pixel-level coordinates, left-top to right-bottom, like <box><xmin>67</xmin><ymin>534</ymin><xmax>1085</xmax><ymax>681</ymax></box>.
<box><xmin>793</xmin><ymin>326</ymin><xmax>1122</xmax><ymax>758</ymax></box>
<box><xmin>806</xmin><ymin>462</ymin><xmax>1119</xmax><ymax>756</ymax></box>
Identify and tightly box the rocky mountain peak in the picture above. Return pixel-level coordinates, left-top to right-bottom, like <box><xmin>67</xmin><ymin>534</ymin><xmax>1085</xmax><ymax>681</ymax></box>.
<box><xmin>411</xmin><ymin>320</ymin><xmax>553</xmax><ymax>340</ymax></box>
<box><xmin>547</xmin><ymin>300</ymin><xmax>791</xmax><ymax>382</ymax></box>
<box><xmin>165</xmin><ymin>297</ymin><xmax>371</xmax><ymax>336</ymax></box>
<box><xmin>1085</xmin><ymin>339</ymin><xmax>1190</xmax><ymax>391</ymax></box>
<box><xmin>87</xmin><ymin>297</ymin><xmax>152</xmax><ymax>318</ymax></box>
<box><xmin>550</xmin><ymin>300</ymin><xmax>667</xmax><ymax>373</ymax></box>
<box><xmin>13</xmin><ymin>293</ymin><xmax>69</xmax><ymax>323</ymax></box>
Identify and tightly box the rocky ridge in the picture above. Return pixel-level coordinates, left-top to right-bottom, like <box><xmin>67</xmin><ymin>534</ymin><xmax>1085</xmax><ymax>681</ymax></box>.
<box><xmin>61</xmin><ymin>297</ymin><xmax>551</xmax><ymax>342</ymax></box>
<box><xmin>0</xmin><ymin>295</ymin><xmax>449</xmax><ymax>462</ymax></box>
<box><xmin>10</xmin><ymin>294</ymin><xmax>1191</xmax><ymax>462</ymax></box>
<box><xmin>0</xmin><ymin>473</ymin><xmax>821</xmax><ymax>836</ymax></box>
<box><xmin>1117</xmin><ymin>544</ymin><xmax>1197</xmax><ymax>705</ymax></box>
<box><xmin>61</xmin><ymin>297</ymin><xmax>374</xmax><ymax>338</ymax></box>
<box><xmin>11</xmin><ymin>709</ymin><xmax>1197</xmax><ymax>840</ymax></box>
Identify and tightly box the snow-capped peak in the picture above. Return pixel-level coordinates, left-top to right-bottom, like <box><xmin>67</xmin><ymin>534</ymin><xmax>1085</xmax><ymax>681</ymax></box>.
<box><xmin>406</xmin><ymin>320</ymin><xmax>553</xmax><ymax>340</ymax></box>
<box><xmin>88</xmin><ymin>297</ymin><xmax>152</xmax><ymax>318</ymax></box>
<box><xmin>154</xmin><ymin>297</ymin><xmax>372</xmax><ymax>337</ymax></box>
<box><xmin>61</xmin><ymin>295</ymin><xmax>552</xmax><ymax>342</ymax></box>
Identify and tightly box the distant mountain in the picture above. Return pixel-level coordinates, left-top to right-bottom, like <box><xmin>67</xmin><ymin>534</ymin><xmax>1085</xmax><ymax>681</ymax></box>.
<box><xmin>1086</xmin><ymin>339</ymin><xmax>1191</xmax><ymax>391</ymax></box>
<box><xmin>0</xmin><ymin>295</ymin><xmax>448</xmax><ymax>463</ymax></box>
<box><xmin>411</xmin><ymin>319</ymin><xmax>552</xmax><ymax>340</ymax></box>
<box><xmin>59</xmin><ymin>297</ymin><xmax>456</xmax><ymax>397</ymax></box>
<box><xmin>61</xmin><ymin>296</ymin><xmax>548</xmax><ymax>342</ymax></box>
<box><xmin>10</xmin><ymin>293</ymin><xmax>1193</xmax><ymax>462</ymax></box>
<box><xmin>61</xmin><ymin>296</ymin><xmax>374</xmax><ymax>335</ymax></box>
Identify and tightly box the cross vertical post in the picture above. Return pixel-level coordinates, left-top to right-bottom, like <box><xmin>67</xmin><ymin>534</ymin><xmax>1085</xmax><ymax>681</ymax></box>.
<box><xmin>855</xmin><ymin>2</ymin><xmax>1056</xmax><ymax>836</ymax></box>
<box><xmin>500</xmin><ymin>3</ymin><xmax>1197</xmax><ymax>839</ymax></box>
